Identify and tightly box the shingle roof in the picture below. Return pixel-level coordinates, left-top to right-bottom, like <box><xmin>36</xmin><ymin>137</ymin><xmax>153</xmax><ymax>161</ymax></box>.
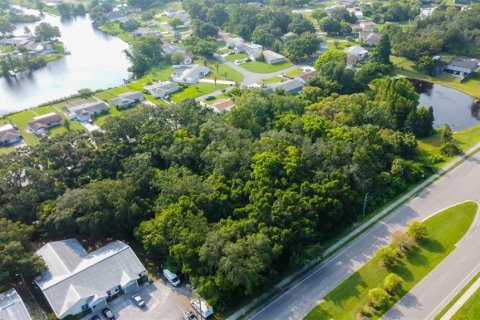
<box><xmin>0</xmin><ymin>124</ymin><xmax>21</xmax><ymax>143</ymax></box>
<box><xmin>448</xmin><ymin>58</ymin><xmax>479</xmax><ymax>70</ymax></box>
<box><xmin>262</xmin><ymin>50</ymin><xmax>286</xmax><ymax>61</ymax></box>
<box><xmin>0</xmin><ymin>289</ymin><xmax>32</xmax><ymax>320</ymax></box>
<box><xmin>211</xmin><ymin>99</ymin><xmax>235</xmax><ymax>112</ymax></box>
<box><xmin>36</xmin><ymin>240</ymin><xmax>146</xmax><ymax>319</ymax></box>
<box><xmin>28</xmin><ymin>113</ymin><xmax>62</xmax><ymax>131</ymax></box>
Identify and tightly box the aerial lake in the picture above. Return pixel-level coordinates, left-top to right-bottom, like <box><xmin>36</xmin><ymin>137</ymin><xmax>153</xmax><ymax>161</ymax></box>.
<box><xmin>410</xmin><ymin>79</ymin><xmax>479</xmax><ymax>131</ymax></box>
<box><xmin>0</xmin><ymin>7</ymin><xmax>130</xmax><ymax>115</ymax></box>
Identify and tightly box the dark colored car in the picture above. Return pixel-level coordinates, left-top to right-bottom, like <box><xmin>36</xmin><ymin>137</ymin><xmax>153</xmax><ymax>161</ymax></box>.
<box><xmin>183</xmin><ymin>310</ymin><xmax>198</xmax><ymax>320</ymax></box>
<box><xmin>205</xmin><ymin>95</ymin><xmax>215</xmax><ymax>101</ymax></box>
<box><xmin>102</xmin><ymin>308</ymin><xmax>115</xmax><ymax>320</ymax></box>
<box><xmin>90</xmin><ymin>316</ymin><xmax>101</xmax><ymax>320</ymax></box>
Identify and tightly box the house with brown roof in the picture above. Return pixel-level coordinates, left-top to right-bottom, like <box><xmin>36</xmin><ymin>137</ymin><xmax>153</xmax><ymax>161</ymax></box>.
<box><xmin>27</xmin><ymin>112</ymin><xmax>62</xmax><ymax>136</ymax></box>
<box><xmin>362</xmin><ymin>32</ymin><xmax>380</xmax><ymax>46</ymax></box>
<box><xmin>296</xmin><ymin>70</ymin><xmax>317</xmax><ymax>83</ymax></box>
<box><xmin>0</xmin><ymin>124</ymin><xmax>21</xmax><ymax>146</ymax></box>
<box><xmin>211</xmin><ymin>98</ymin><xmax>235</xmax><ymax>112</ymax></box>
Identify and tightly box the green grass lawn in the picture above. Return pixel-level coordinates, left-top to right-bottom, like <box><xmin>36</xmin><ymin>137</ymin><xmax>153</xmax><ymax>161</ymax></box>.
<box><xmin>328</xmin><ymin>40</ymin><xmax>357</xmax><ymax>51</ymax></box>
<box><xmin>240</xmin><ymin>61</ymin><xmax>293</xmax><ymax>73</ymax></box>
<box><xmin>137</xmin><ymin>64</ymin><xmax>176</xmax><ymax>84</ymax></box>
<box><xmin>171</xmin><ymin>83</ymin><xmax>227</xmax><ymax>103</ymax></box>
<box><xmin>392</xmin><ymin>56</ymin><xmax>480</xmax><ymax>99</ymax></box>
<box><xmin>261</xmin><ymin>76</ymin><xmax>285</xmax><ymax>85</ymax></box>
<box><xmin>287</xmin><ymin>69</ymin><xmax>303</xmax><ymax>77</ymax></box>
<box><xmin>418</xmin><ymin>124</ymin><xmax>480</xmax><ymax>168</ymax></box>
<box><xmin>99</xmin><ymin>23</ymin><xmax>134</xmax><ymax>43</ymax></box>
<box><xmin>305</xmin><ymin>201</ymin><xmax>478</xmax><ymax>320</ymax></box>
<box><xmin>225</xmin><ymin>53</ymin><xmax>247</xmax><ymax>62</ymax></box>
<box><xmin>450</xmin><ymin>283</ymin><xmax>480</xmax><ymax>319</ymax></box>
<box><xmin>204</xmin><ymin>62</ymin><xmax>244</xmax><ymax>83</ymax></box>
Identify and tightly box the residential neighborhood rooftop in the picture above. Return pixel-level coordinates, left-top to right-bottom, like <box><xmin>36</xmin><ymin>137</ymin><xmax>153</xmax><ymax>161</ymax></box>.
<box><xmin>0</xmin><ymin>288</ymin><xmax>31</xmax><ymax>320</ymax></box>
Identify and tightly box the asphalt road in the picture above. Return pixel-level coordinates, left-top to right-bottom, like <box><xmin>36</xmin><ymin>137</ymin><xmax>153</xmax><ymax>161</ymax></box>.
<box><xmin>245</xmin><ymin>150</ymin><xmax>480</xmax><ymax>320</ymax></box>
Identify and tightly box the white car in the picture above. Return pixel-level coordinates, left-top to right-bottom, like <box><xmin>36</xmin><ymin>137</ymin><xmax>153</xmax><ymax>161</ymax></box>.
<box><xmin>163</xmin><ymin>269</ymin><xmax>180</xmax><ymax>286</ymax></box>
<box><xmin>131</xmin><ymin>294</ymin><xmax>145</xmax><ymax>308</ymax></box>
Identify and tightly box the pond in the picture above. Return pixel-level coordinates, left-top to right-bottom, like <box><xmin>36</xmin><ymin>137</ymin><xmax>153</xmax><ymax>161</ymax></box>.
<box><xmin>410</xmin><ymin>79</ymin><xmax>480</xmax><ymax>131</ymax></box>
<box><xmin>0</xmin><ymin>7</ymin><xmax>130</xmax><ymax>115</ymax></box>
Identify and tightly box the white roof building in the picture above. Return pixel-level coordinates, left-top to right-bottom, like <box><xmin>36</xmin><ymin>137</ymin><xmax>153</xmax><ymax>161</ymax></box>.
<box><xmin>0</xmin><ymin>289</ymin><xmax>32</xmax><ymax>320</ymax></box>
<box><xmin>144</xmin><ymin>81</ymin><xmax>180</xmax><ymax>98</ymax></box>
<box><xmin>171</xmin><ymin>64</ymin><xmax>210</xmax><ymax>84</ymax></box>
<box><xmin>35</xmin><ymin>239</ymin><xmax>147</xmax><ymax>319</ymax></box>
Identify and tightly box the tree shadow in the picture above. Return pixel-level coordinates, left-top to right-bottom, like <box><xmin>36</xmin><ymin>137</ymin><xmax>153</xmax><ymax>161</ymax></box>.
<box><xmin>390</xmin><ymin>262</ymin><xmax>414</xmax><ymax>282</ymax></box>
<box><xmin>327</xmin><ymin>272</ymin><xmax>367</xmax><ymax>307</ymax></box>
<box><xmin>404</xmin><ymin>246</ymin><xmax>429</xmax><ymax>266</ymax></box>
<box><xmin>420</xmin><ymin>239</ymin><xmax>445</xmax><ymax>253</ymax></box>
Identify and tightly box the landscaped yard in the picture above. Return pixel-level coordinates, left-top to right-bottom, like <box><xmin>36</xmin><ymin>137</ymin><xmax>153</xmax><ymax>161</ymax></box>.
<box><xmin>99</xmin><ymin>23</ymin><xmax>135</xmax><ymax>43</ymax></box>
<box><xmin>137</xmin><ymin>64</ymin><xmax>176</xmax><ymax>84</ymax></box>
<box><xmin>305</xmin><ymin>201</ymin><xmax>478</xmax><ymax>320</ymax></box>
<box><xmin>392</xmin><ymin>56</ymin><xmax>480</xmax><ymax>99</ymax></box>
<box><xmin>203</xmin><ymin>60</ymin><xmax>244</xmax><ymax>83</ymax></box>
<box><xmin>171</xmin><ymin>82</ymin><xmax>227</xmax><ymax>103</ymax></box>
<box><xmin>225</xmin><ymin>53</ymin><xmax>247</xmax><ymax>62</ymax></box>
<box><xmin>240</xmin><ymin>61</ymin><xmax>293</xmax><ymax>73</ymax></box>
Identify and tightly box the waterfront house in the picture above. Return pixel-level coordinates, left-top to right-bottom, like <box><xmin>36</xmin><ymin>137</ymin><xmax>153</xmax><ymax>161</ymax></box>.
<box><xmin>27</xmin><ymin>112</ymin><xmax>62</xmax><ymax>136</ymax></box>
<box><xmin>0</xmin><ymin>124</ymin><xmax>21</xmax><ymax>146</ymax></box>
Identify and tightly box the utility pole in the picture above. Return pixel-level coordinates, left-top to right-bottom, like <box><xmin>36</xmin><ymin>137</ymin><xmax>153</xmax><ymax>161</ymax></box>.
<box><xmin>362</xmin><ymin>193</ymin><xmax>369</xmax><ymax>221</ymax></box>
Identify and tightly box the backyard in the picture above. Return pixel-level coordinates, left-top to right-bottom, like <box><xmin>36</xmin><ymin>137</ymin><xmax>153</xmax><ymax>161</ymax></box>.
<box><xmin>171</xmin><ymin>82</ymin><xmax>227</xmax><ymax>103</ymax></box>
<box><xmin>240</xmin><ymin>60</ymin><xmax>293</xmax><ymax>73</ymax></box>
<box><xmin>305</xmin><ymin>201</ymin><xmax>478</xmax><ymax>320</ymax></box>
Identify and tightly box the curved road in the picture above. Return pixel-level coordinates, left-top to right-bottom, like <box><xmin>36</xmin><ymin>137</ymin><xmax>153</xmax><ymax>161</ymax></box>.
<box><xmin>245</xmin><ymin>148</ymin><xmax>480</xmax><ymax>320</ymax></box>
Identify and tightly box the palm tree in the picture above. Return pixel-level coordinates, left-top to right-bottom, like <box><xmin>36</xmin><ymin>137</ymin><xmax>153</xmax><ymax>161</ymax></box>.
<box><xmin>213</xmin><ymin>73</ymin><xmax>218</xmax><ymax>87</ymax></box>
<box><xmin>214</xmin><ymin>63</ymin><xmax>220</xmax><ymax>73</ymax></box>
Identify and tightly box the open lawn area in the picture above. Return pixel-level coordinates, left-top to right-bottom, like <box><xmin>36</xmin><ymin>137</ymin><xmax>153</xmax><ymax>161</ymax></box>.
<box><xmin>225</xmin><ymin>53</ymin><xmax>247</xmax><ymax>62</ymax></box>
<box><xmin>99</xmin><ymin>23</ymin><xmax>135</xmax><ymax>43</ymax></box>
<box><xmin>305</xmin><ymin>201</ymin><xmax>478</xmax><ymax>320</ymax></box>
<box><xmin>203</xmin><ymin>61</ymin><xmax>244</xmax><ymax>83</ymax></box>
<box><xmin>261</xmin><ymin>76</ymin><xmax>285</xmax><ymax>85</ymax></box>
<box><xmin>240</xmin><ymin>61</ymin><xmax>293</xmax><ymax>73</ymax></box>
<box><xmin>418</xmin><ymin>124</ymin><xmax>480</xmax><ymax>168</ymax></box>
<box><xmin>137</xmin><ymin>64</ymin><xmax>176</xmax><ymax>84</ymax></box>
<box><xmin>6</xmin><ymin>105</ymin><xmax>85</xmax><ymax>145</ymax></box>
<box><xmin>392</xmin><ymin>56</ymin><xmax>480</xmax><ymax>99</ymax></box>
<box><xmin>327</xmin><ymin>40</ymin><xmax>357</xmax><ymax>51</ymax></box>
<box><xmin>171</xmin><ymin>83</ymin><xmax>227</xmax><ymax>103</ymax></box>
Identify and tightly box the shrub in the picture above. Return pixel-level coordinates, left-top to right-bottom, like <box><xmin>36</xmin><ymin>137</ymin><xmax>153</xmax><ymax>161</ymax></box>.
<box><xmin>441</xmin><ymin>142</ymin><xmax>461</xmax><ymax>156</ymax></box>
<box><xmin>368</xmin><ymin>288</ymin><xmax>390</xmax><ymax>310</ymax></box>
<box><xmin>392</xmin><ymin>231</ymin><xmax>415</xmax><ymax>252</ymax></box>
<box><xmin>384</xmin><ymin>273</ymin><xmax>403</xmax><ymax>295</ymax></box>
<box><xmin>359</xmin><ymin>304</ymin><xmax>374</xmax><ymax>317</ymax></box>
<box><xmin>407</xmin><ymin>220</ymin><xmax>429</xmax><ymax>241</ymax></box>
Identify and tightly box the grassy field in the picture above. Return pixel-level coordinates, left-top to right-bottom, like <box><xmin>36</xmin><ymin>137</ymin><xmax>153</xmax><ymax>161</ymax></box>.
<box><xmin>305</xmin><ymin>201</ymin><xmax>478</xmax><ymax>320</ymax></box>
<box><xmin>392</xmin><ymin>56</ymin><xmax>480</xmax><ymax>99</ymax></box>
<box><xmin>417</xmin><ymin>124</ymin><xmax>480</xmax><ymax>168</ymax></box>
<box><xmin>327</xmin><ymin>40</ymin><xmax>356</xmax><ymax>51</ymax></box>
<box><xmin>450</xmin><ymin>283</ymin><xmax>480</xmax><ymax>319</ymax></box>
<box><xmin>435</xmin><ymin>271</ymin><xmax>480</xmax><ymax>319</ymax></box>
<box><xmin>225</xmin><ymin>53</ymin><xmax>247</xmax><ymax>62</ymax></box>
<box><xmin>241</xmin><ymin>61</ymin><xmax>293</xmax><ymax>73</ymax></box>
<box><xmin>137</xmin><ymin>64</ymin><xmax>176</xmax><ymax>84</ymax></box>
<box><xmin>171</xmin><ymin>82</ymin><xmax>227</xmax><ymax>103</ymax></box>
<box><xmin>287</xmin><ymin>69</ymin><xmax>303</xmax><ymax>77</ymax></box>
<box><xmin>99</xmin><ymin>23</ymin><xmax>135</xmax><ymax>43</ymax></box>
<box><xmin>261</xmin><ymin>76</ymin><xmax>285</xmax><ymax>84</ymax></box>
<box><xmin>199</xmin><ymin>58</ymin><xmax>244</xmax><ymax>83</ymax></box>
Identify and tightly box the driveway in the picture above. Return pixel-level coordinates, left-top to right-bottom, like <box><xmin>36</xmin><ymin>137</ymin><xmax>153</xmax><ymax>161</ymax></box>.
<box><xmin>86</xmin><ymin>280</ymin><xmax>192</xmax><ymax>320</ymax></box>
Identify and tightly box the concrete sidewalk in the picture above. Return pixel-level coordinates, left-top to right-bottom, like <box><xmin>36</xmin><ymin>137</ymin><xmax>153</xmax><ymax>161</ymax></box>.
<box><xmin>440</xmin><ymin>274</ymin><xmax>480</xmax><ymax>320</ymax></box>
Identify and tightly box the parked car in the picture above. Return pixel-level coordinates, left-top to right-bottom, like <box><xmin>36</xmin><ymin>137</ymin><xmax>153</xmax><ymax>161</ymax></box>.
<box><xmin>205</xmin><ymin>95</ymin><xmax>215</xmax><ymax>101</ymax></box>
<box><xmin>183</xmin><ymin>310</ymin><xmax>198</xmax><ymax>320</ymax></box>
<box><xmin>102</xmin><ymin>308</ymin><xmax>115</xmax><ymax>320</ymax></box>
<box><xmin>163</xmin><ymin>269</ymin><xmax>181</xmax><ymax>286</ymax></box>
<box><xmin>87</xmin><ymin>118</ymin><xmax>94</xmax><ymax>124</ymax></box>
<box><xmin>90</xmin><ymin>316</ymin><xmax>101</xmax><ymax>320</ymax></box>
<box><xmin>131</xmin><ymin>294</ymin><xmax>145</xmax><ymax>308</ymax></box>
<box><xmin>191</xmin><ymin>299</ymin><xmax>213</xmax><ymax>319</ymax></box>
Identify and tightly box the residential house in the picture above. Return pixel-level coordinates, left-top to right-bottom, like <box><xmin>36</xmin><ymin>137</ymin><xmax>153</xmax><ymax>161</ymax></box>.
<box><xmin>176</xmin><ymin>12</ymin><xmax>192</xmax><ymax>27</ymax></box>
<box><xmin>0</xmin><ymin>289</ymin><xmax>32</xmax><ymax>320</ymax></box>
<box><xmin>296</xmin><ymin>69</ymin><xmax>317</xmax><ymax>83</ymax></box>
<box><xmin>65</xmin><ymin>100</ymin><xmax>109</xmax><ymax>122</ymax></box>
<box><xmin>35</xmin><ymin>239</ymin><xmax>147</xmax><ymax>320</ymax></box>
<box><xmin>24</xmin><ymin>42</ymin><xmax>47</xmax><ymax>54</ymax></box>
<box><xmin>0</xmin><ymin>36</ymin><xmax>31</xmax><ymax>47</ymax></box>
<box><xmin>445</xmin><ymin>58</ymin><xmax>479</xmax><ymax>76</ymax></box>
<box><xmin>105</xmin><ymin>9</ymin><xmax>127</xmax><ymax>23</ymax></box>
<box><xmin>144</xmin><ymin>81</ymin><xmax>180</xmax><ymax>98</ymax></box>
<box><xmin>27</xmin><ymin>112</ymin><xmax>62</xmax><ymax>136</ymax></box>
<box><xmin>359</xmin><ymin>21</ymin><xmax>376</xmax><ymax>33</ymax></box>
<box><xmin>163</xmin><ymin>9</ymin><xmax>179</xmax><ymax>18</ymax></box>
<box><xmin>0</xmin><ymin>124</ymin><xmax>21</xmax><ymax>146</ymax></box>
<box><xmin>225</xmin><ymin>37</ymin><xmax>244</xmax><ymax>48</ymax></box>
<box><xmin>267</xmin><ymin>78</ymin><xmax>305</xmax><ymax>94</ymax></box>
<box><xmin>361</xmin><ymin>32</ymin><xmax>380</xmax><ymax>46</ymax></box>
<box><xmin>419</xmin><ymin>7</ymin><xmax>436</xmax><ymax>19</ymax></box>
<box><xmin>261</xmin><ymin>50</ymin><xmax>286</xmax><ymax>64</ymax></box>
<box><xmin>354</xmin><ymin>10</ymin><xmax>364</xmax><ymax>21</ymax></box>
<box><xmin>162</xmin><ymin>43</ymin><xmax>186</xmax><ymax>56</ymax></box>
<box><xmin>326</xmin><ymin>5</ymin><xmax>346</xmax><ymax>15</ymax></box>
<box><xmin>235</xmin><ymin>43</ymin><xmax>263</xmax><ymax>57</ymax></box>
<box><xmin>110</xmin><ymin>91</ymin><xmax>145</xmax><ymax>109</ymax></box>
<box><xmin>171</xmin><ymin>64</ymin><xmax>210</xmax><ymax>84</ymax></box>
<box><xmin>345</xmin><ymin>45</ymin><xmax>368</xmax><ymax>61</ymax></box>
<box><xmin>211</xmin><ymin>98</ymin><xmax>235</xmax><ymax>112</ymax></box>
<box><xmin>182</xmin><ymin>52</ymin><xmax>194</xmax><ymax>65</ymax></box>
<box><xmin>133</xmin><ymin>27</ymin><xmax>158</xmax><ymax>38</ymax></box>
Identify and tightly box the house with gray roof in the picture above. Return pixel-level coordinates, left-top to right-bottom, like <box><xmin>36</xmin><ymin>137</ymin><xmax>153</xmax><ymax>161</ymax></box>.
<box><xmin>27</xmin><ymin>112</ymin><xmax>62</xmax><ymax>136</ymax></box>
<box><xmin>267</xmin><ymin>78</ymin><xmax>305</xmax><ymax>94</ymax></box>
<box><xmin>110</xmin><ymin>91</ymin><xmax>145</xmax><ymax>109</ymax></box>
<box><xmin>35</xmin><ymin>239</ymin><xmax>147</xmax><ymax>319</ymax></box>
<box><xmin>172</xmin><ymin>64</ymin><xmax>210</xmax><ymax>84</ymax></box>
<box><xmin>445</xmin><ymin>58</ymin><xmax>479</xmax><ymax>76</ymax></box>
<box><xmin>261</xmin><ymin>50</ymin><xmax>286</xmax><ymax>64</ymax></box>
<box><xmin>144</xmin><ymin>81</ymin><xmax>180</xmax><ymax>98</ymax></box>
<box><xmin>65</xmin><ymin>100</ymin><xmax>109</xmax><ymax>122</ymax></box>
<box><xmin>0</xmin><ymin>124</ymin><xmax>21</xmax><ymax>146</ymax></box>
<box><xmin>0</xmin><ymin>288</ymin><xmax>32</xmax><ymax>320</ymax></box>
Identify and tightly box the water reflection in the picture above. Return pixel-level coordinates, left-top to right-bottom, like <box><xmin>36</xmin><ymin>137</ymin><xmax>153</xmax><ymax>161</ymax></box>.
<box><xmin>0</xmin><ymin>7</ymin><xmax>130</xmax><ymax>114</ymax></box>
<box><xmin>409</xmin><ymin>79</ymin><xmax>479</xmax><ymax>131</ymax></box>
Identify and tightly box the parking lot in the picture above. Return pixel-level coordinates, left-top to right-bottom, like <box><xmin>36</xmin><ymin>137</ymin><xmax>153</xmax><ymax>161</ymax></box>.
<box><xmin>84</xmin><ymin>279</ymin><xmax>192</xmax><ymax>320</ymax></box>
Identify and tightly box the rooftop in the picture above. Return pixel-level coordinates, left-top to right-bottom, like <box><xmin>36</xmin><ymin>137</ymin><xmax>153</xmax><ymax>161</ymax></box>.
<box><xmin>211</xmin><ymin>99</ymin><xmax>235</xmax><ymax>112</ymax></box>
<box><xmin>448</xmin><ymin>58</ymin><xmax>479</xmax><ymax>70</ymax></box>
<box><xmin>0</xmin><ymin>289</ymin><xmax>31</xmax><ymax>320</ymax></box>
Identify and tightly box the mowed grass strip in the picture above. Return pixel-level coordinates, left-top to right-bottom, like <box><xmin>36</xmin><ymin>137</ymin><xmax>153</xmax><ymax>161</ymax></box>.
<box><xmin>451</xmin><ymin>282</ymin><xmax>480</xmax><ymax>319</ymax></box>
<box><xmin>240</xmin><ymin>61</ymin><xmax>293</xmax><ymax>73</ymax></box>
<box><xmin>305</xmin><ymin>201</ymin><xmax>478</xmax><ymax>320</ymax></box>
